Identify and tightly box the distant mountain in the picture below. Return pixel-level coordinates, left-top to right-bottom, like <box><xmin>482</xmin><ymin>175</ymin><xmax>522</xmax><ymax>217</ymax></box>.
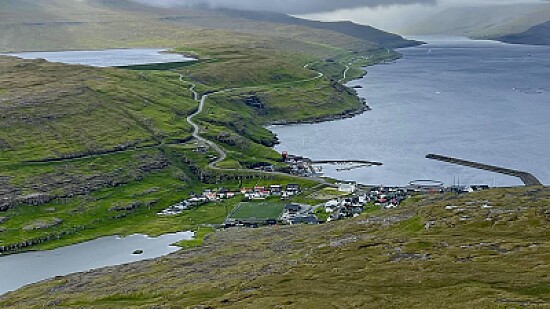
<box><xmin>0</xmin><ymin>0</ymin><xmax>419</xmax><ymax>52</ymax></box>
<box><xmin>221</xmin><ymin>10</ymin><xmax>421</xmax><ymax>49</ymax></box>
<box><xmin>495</xmin><ymin>21</ymin><xmax>550</xmax><ymax>46</ymax></box>
<box><xmin>404</xmin><ymin>4</ymin><xmax>550</xmax><ymax>38</ymax></box>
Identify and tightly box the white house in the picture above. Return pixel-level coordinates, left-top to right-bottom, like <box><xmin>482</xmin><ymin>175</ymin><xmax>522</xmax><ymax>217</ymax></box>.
<box><xmin>337</xmin><ymin>182</ymin><xmax>357</xmax><ymax>193</ymax></box>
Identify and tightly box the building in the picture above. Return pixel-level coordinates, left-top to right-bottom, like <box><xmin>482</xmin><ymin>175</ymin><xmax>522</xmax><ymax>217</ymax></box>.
<box><xmin>286</xmin><ymin>184</ymin><xmax>300</xmax><ymax>195</ymax></box>
<box><xmin>270</xmin><ymin>185</ymin><xmax>283</xmax><ymax>196</ymax></box>
<box><xmin>338</xmin><ymin>182</ymin><xmax>357</xmax><ymax>193</ymax></box>
<box><xmin>283</xmin><ymin>203</ymin><xmax>302</xmax><ymax>215</ymax></box>
<box><xmin>288</xmin><ymin>216</ymin><xmax>319</xmax><ymax>225</ymax></box>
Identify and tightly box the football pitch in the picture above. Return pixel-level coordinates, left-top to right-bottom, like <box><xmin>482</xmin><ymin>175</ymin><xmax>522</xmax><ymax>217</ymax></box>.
<box><xmin>230</xmin><ymin>202</ymin><xmax>285</xmax><ymax>220</ymax></box>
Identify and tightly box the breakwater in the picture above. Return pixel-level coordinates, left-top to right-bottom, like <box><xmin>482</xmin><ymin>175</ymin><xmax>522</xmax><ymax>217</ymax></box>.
<box><xmin>426</xmin><ymin>154</ymin><xmax>542</xmax><ymax>186</ymax></box>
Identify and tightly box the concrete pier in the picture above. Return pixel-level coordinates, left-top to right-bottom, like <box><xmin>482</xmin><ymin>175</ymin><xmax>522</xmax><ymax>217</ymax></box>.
<box><xmin>426</xmin><ymin>154</ymin><xmax>542</xmax><ymax>186</ymax></box>
<box><xmin>312</xmin><ymin>160</ymin><xmax>383</xmax><ymax>166</ymax></box>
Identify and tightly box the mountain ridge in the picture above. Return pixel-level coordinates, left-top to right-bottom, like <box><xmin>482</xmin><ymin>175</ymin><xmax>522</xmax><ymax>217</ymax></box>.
<box><xmin>0</xmin><ymin>0</ymin><xmax>418</xmax><ymax>52</ymax></box>
<box><xmin>404</xmin><ymin>3</ymin><xmax>550</xmax><ymax>38</ymax></box>
<box><xmin>495</xmin><ymin>21</ymin><xmax>550</xmax><ymax>46</ymax></box>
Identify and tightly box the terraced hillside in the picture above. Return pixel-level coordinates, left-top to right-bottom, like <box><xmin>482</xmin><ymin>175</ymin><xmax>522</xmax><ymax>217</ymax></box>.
<box><xmin>1</xmin><ymin>187</ymin><xmax>548</xmax><ymax>308</ymax></box>
<box><xmin>0</xmin><ymin>7</ymin><xmax>403</xmax><ymax>253</ymax></box>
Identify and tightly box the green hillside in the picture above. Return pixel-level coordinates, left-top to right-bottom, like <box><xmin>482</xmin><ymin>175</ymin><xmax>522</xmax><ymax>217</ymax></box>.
<box><xmin>0</xmin><ymin>0</ymin><xmax>402</xmax><ymax>253</ymax></box>
<box><xmin>1</xmin><ymin>187</ymin><xmax>548</xmax><ymax>308</ymax></box>
<box><xmin>0</xmin><ymin>57</ymin><xmax>196</xmax><ymax>163</ymax></box>
<box><xmin>0</xmin><ymin>1</ymin><xmax>548</xmax><ymax>306</ymax></box>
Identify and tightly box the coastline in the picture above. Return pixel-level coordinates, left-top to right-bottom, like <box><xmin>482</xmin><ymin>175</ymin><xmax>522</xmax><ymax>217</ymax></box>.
<box><xmin>0</xmin><ymin>49</ymin><xmax>403</xmax><ymax>257</ymax></box>
<box><xmin>269</xmin><ymin>100</ymin><xmax>371</xmax><ymax>126</ymax></box>
<box><xmin>268</xmin><ymin>49</ymin><xmax>406</xmax><ymax>128</ymax></box>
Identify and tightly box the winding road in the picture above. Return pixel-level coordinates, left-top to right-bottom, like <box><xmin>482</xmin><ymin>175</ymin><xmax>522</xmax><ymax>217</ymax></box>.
<box><xmin>179</xmin><ymin>66</ymin><xmax>345</xmax><ymax>187</ymax></box>
<box><xmin>184</xmin><ymin>85</ymin><xmax>228</xmax><ymax>168</ymax></box>
<box><xmin>339</xmin><ymin>64</ymin><xmax>350</xmax><ymax>83</ymax></box>
<box><xmin>178</xmin><ymin>59</ymin><xmax>385</xmax><ymax>189</ymax></box>
<box><xmin>180</xmin><ymin>63</ymin><xmax>325</xmax><ymax>171</ymax></box>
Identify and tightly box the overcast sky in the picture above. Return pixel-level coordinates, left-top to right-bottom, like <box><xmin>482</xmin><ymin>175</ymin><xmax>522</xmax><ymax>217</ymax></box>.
<box><xmin>132</xmin><ymin>0</ymin><xmax>549</xmax><ymax>32</ymax></box>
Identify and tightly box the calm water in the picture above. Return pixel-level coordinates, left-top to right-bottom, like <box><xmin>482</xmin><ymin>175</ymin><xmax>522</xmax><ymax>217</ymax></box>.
<box><xmin>3</xmin><ymin>48</ymin><xmax>194</xmax><ymax>67</ymax></box>
<box><xmin>0</xmin><ymin>231</ymin><xmax>193</xmax><ymax>295</ymax></box>
<box><xmin>273</xmin><ymin>37</ymin><xmax>550</xmax><ymax>186</ymax></box>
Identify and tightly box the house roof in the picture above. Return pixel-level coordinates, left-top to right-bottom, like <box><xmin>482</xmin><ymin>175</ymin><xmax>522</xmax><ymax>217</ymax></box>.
<box><xmin>289</xmin><ymin>216</ymin><xmax>318</xmax><ymax>224</ymax></box>
<box><xmin>284</xmin><ymin>203</ymin><xmax>301</xmax><ymax>211</ymax></box>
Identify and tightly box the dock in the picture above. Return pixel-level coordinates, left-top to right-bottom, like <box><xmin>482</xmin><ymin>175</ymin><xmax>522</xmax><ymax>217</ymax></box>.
<box><xmin>312</xmin><ymin>160</ymin><xmax>383</xmax><ymax>166</ymax></box>
<box><xmin>426</xmin><ymin>154</ymin><xmax>542</xmax><ymax>186</ymax></box>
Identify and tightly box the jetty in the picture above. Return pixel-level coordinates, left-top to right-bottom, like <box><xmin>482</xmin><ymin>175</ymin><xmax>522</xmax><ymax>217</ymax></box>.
<box><xmin>312</xmin><ymin>160</ymin><xmax>383</xmax><ymax>166</ymax></box>
<box><xmin>426</xmin><ymin>154</ymin><xmax>542</xmax><ymax>186</ymax></box>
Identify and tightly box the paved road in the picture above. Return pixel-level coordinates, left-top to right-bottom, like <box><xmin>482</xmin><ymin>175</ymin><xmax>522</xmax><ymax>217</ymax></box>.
<box><xmin>185</xmin><ymin>90</ymin><xmax>228</xmax><ymax>169</ymax></box>
<box><xmin>180</xmin><ymin>69</ymin><xmax>336</xmax><ymax>186</ymax></box>
<box><xmin>181</xmin><ymin>62</ymin><xmax>325</xmax><ymax>171</ymax></box>
<box><xmin>339</xmin><ymin>64</ymin><xmax>350</xmax><ymax>83</ymax></box>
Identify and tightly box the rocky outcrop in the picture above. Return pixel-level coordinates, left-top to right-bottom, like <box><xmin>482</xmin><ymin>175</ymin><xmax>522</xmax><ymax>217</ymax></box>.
<box><xmin>23</xmin><ymin>218</ymin><xmax>63</xmax><ymax>231</ymax></box>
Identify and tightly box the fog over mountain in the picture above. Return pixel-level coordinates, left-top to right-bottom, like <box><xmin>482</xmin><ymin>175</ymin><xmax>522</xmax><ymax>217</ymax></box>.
<box><xmin>130</xmin><ymin>0</ymin><xmax>549</xmax><ymax>35</ymax></box>
<box><xmin>130</xmin><ymin>0</ymin><xmax>437</xmax><ymax>14</ymax></box>
<box><xmin>130</xmin><ymin>0</ymin><xmax>545</xmax><ymax>14</ymax></box>
<box><xmin>302</xmin><ymin>1</ymin><xmax>549</xmax><ymax>33</ymax></box>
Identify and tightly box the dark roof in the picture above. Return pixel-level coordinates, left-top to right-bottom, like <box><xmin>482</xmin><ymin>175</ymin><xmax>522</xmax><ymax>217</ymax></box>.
<box><xmin>289</xmin><ymin>216</ymin><xmax>318</xmax><ymax>224</ymax></box>
<box><xmin>284</xmin><ymin>203</ymin><xmax>301</xmax><ymax>211</ymax></box>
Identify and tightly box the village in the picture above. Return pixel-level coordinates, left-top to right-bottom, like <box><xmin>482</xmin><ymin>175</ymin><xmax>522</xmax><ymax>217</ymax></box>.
<box><xmin>157</xmin><ymin>183</ymin><xmax>302</xmax><ymax>216</ymax></box>
<box><xmin>158</xmin><ymin>173</ymin><xmax>491</xmax><ymax>228</ymax></box>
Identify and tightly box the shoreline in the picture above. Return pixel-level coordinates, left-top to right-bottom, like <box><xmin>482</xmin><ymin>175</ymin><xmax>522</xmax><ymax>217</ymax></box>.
<box><xmin>268</xmin><ymin>50</ymin><xmax>405</xmax><ymax>128</ymax></box>
<box><xmin>268</xmin><ymin>67</ymin><xmax>374</xmax><ymax>127</ymax></box>
<box><xmin>0</xmin><ymin>231</ymin><xmax>194</xmax><ymax>296</ymax></box>
<box><xmin>0</xmin><ymin>50</ymin><xmax>400</xmax><ymax>257</ymax></box>
<box><xmin>269</xmin><ymin>100</ymin><xmax>372</xmax><ymax>126</ymax></box>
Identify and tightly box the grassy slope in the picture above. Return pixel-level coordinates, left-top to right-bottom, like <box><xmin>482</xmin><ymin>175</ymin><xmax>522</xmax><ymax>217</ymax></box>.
<box><xmin>1</xmin><ymin>187</ymin><xmax>548</xmax><ymax>308</ymax></box>
<box><xmin>0</xmin><ymin>57</ymin><xmax>196</xmax><ymax>163</ymax></box>
<box><xmin>0</xmin><ymin>8</ymin><xmax>396</xmax><ymax>252</ymax></box>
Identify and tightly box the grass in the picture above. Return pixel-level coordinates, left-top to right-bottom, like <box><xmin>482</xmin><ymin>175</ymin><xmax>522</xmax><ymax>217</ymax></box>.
<box><xmin>0</xmin><ymin>143</ymin><xmax>320</xmax><ymax>252</ymax></box>
<box><xmin>1</xmin><ymin>187</ymin><xmax>548</xmax><ymax>308</ymax></box>
<box><xmin>0</xmin><ymin>59</ymin><xmax>196</xmax><ymax>163</ymax></box>
<box><xmin>175</xmin><ymin>226</ymin><xmax>215</xmax><ymax>249</ymax></box>
<box><xmin>1</xmin><ymin>5</ymin><xmax>404</xmax><ymax>254</ymax></box>
<box><xmin>230</xmin><ymin>202</ymin><xmax>285</xmax><ymax>220</ymax></box>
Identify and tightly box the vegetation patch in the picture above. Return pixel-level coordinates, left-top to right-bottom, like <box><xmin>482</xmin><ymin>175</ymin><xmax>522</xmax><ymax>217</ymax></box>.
<box><xmin>230</xmin><ymin>202</ymin><xmax>285</xmax><ymax>220</ymax></box>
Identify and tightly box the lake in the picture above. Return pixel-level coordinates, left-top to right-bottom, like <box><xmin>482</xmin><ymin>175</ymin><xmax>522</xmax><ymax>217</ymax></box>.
<box><xmin>3</xmin><ymin>48</ymin><xmax>194</xmax><ymax>67</ymax></box>
<box><xmin>0</xmin><ymin>231</ymin><xmax>193</xmax><ymax>295</ymax></box>
<box><xmin>272</xmin><ymin>37</ymin><xmax>550</xmax><ymax>187</ymax></box>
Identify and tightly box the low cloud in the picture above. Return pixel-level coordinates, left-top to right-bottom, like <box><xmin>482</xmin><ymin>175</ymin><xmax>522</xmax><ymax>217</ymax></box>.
<box><xmin>130</xmin><ymin>0</ymin><xmax>437</xmax><ymax>14</ymax></box>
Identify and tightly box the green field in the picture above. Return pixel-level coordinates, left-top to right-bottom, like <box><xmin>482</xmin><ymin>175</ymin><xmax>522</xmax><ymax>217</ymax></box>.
<box><xmin>230</xmin><ymin>202</ymin><xmax>285</xmax><ymax>220</ymax></box>
<box><xmin>0</xmin><ymin>0</ymin><xmax>409</xmax><ymax>253</ymax></box>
